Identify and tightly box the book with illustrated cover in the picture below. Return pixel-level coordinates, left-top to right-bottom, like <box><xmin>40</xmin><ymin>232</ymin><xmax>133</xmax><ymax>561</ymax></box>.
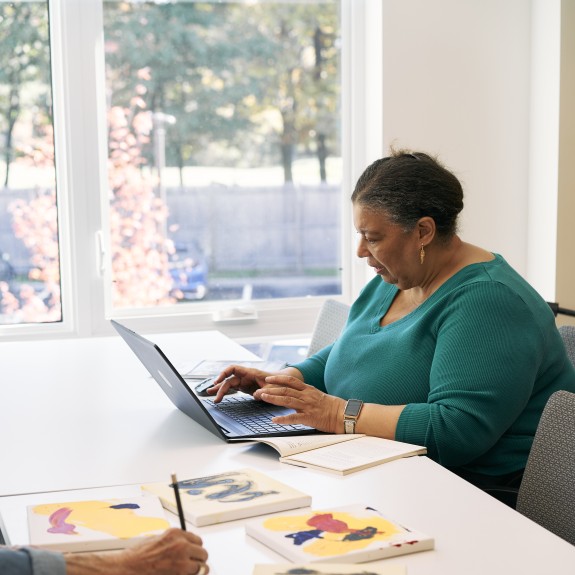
<box><xmin>246</xmin><ymin>504</ymin><xmax>433</xmax><ymax>564</ymax></box>
<box><xmin>141</xmin><ymin>468</ymin><xmax>311</xmax><ymax>527</ymax></box>
<box><xmin>27</xmin><ymin>496</ymin><xmax>170</xmax><ymax>553</ymax></box>
<box><xmin>253</xmin><ymin>563</ymin><xmax>407</xmax><ymax>574</ymax></box>
<box><xmin>232</xmin><ymin>435</ymin><xmax>426</xmax><ymax>475</ymax></box>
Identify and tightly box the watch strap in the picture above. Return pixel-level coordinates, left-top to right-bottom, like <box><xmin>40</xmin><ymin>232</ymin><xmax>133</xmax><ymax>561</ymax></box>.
<box><xmin>343</xmin><ymin>399</ymin><xmax>363</xmax><ymax>434</ymax></box>
<box><xmin>344</xmin><ymin>418</ymin><xmax>357</xmax><ymax>434</ymax></box>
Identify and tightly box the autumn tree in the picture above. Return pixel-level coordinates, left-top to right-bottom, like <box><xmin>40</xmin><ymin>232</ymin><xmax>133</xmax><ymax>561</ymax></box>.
<box><xmin>107</xmin><ymin>74</ymin><xmax>175</xmax><ymax>309</ymax></box>
<box><xmin>2</xmin><ymin>75</ymin><xmax>175</xmax><ymax>324</ymax></box>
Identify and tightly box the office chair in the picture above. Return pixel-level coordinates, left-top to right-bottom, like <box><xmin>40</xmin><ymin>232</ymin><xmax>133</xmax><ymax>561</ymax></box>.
<box><xmin>306</xmin><ymin>299</ymin><xmax>350</xmax><ymax>357</ymax></box>
<box><xmin>515</xmin><ymin>390</ymin><xmax>575</xmax><ymax>545</ymax></box>
<box><xmin>483</xmin><ymin>326</ymin><xmax>575</xmax><ymax>511</ymax></box>
<box><xmin>558</xmin><ymin>325</ymin><xmax>575</xmax><ymax>367</ymax></box>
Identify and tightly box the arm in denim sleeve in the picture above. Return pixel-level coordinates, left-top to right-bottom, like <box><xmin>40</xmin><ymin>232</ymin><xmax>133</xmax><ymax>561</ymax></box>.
<box><xmin>0</xmin><ymin>547</ymin><xmax>66</xmax><ymax>575</ymax></box>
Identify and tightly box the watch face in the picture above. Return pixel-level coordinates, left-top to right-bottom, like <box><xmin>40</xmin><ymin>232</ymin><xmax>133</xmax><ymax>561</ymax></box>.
<box><xmin>345</xmin><ymin>399</ymin><xmax>363</xmax><ymax>417</ymax></box>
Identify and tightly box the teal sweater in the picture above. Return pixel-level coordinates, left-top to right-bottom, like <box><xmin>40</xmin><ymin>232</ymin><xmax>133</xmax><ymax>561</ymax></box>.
<box><xmin>294</xmin><ymin>255</ymin><xmax>575</xmax><ymax>476</ymax></box>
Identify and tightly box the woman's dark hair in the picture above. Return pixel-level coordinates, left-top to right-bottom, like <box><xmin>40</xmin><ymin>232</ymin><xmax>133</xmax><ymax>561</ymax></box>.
<box><xmin>351</xmin><ymin>148</ymin><xmax>464</xmax><ymax>240</ymax></box>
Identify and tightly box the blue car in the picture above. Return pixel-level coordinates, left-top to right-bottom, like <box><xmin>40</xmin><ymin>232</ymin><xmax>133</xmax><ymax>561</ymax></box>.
<box><xmin>169</xmin><ymin>242</ymin><xmax>208</xmax><ymax>301</ymax></box>
<box><xmin>0</xmin><ymin>255</ymin><xmax>15</xmax><ymax>283</ymax></box>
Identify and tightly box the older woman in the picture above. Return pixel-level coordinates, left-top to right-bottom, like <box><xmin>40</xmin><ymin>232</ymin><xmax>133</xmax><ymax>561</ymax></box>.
<box><xmin>212</xmin><ymin>149</ymin><xmax>575</xmax><ymax>488</ymax></box>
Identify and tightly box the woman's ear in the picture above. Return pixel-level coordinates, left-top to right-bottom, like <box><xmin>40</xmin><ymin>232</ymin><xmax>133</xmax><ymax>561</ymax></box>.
<box><xmin>417</xmin><ymin>217</ymin><xmax>436</xmax><ymax>245</ymax></box>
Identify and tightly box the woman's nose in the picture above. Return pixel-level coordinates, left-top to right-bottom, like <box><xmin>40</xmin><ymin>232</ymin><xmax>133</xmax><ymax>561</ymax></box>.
<box><xmin>356</xmin><ymin>237</ymin><xmax>368</xmax><ymax>258</ymax></box>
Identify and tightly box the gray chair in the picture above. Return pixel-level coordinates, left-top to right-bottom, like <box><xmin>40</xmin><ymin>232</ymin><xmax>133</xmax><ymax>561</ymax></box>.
<box><xmin>559</xmin><ymin>325</ymin><xmax>575</xmax><ymax>367</ymax></box>
<box><xmin>483</xmin><ymin>326</ymin><xmax>575</xmax><ymax>512</ymax></box>
<box><xmin>306</xmin><ymin>299</ymin><xmax>350</xmax><ymax>357</ymax></box>
<box><xmin>515</xmin><ymin>390</ymin><xmax>575</xmax><ymax>545</ymax></box>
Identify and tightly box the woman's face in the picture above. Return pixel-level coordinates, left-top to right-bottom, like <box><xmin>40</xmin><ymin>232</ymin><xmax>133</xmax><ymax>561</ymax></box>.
<box><xmin>353</xmin><ymin>203</ymin><xmax>421</xmax><ymax>289</ymax></box>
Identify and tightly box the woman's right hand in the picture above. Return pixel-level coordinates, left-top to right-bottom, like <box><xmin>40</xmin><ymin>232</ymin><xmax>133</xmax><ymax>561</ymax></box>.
<box><xmin>208</xmin><ymin>365</ymin><xmax>274</xmax><ymax>402</ymax></box>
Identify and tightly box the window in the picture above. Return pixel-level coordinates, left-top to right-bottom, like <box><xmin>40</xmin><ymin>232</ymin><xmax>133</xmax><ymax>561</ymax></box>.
<box><xmin>102</xmin><ymin>1</ymin><xmax>342</xmax><ymax>312</ymax></box>
<box><xmin>0</xmin><ymin>2</ymin><xmax>61</xmax><ymax>325</ymax></box>
<box><xmin>0</xmin><ymin>0</ymin><xmax>382</xmax><ymax>339</ymax></box>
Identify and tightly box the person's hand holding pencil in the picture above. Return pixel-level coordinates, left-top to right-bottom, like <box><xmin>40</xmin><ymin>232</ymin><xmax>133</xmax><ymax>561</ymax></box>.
<box><xmin>65</xmin><ymin>526</ymin><xmax>210</xmax><ymax>575</ymax></box>
<box><xmin>170</xmin><ymin>472</ymin><xmax>209</xmax><ymax>575</ymax></box>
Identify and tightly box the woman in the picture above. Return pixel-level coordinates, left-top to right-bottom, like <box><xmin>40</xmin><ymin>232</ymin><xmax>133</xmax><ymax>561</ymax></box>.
<box><xmin>211</xmin><ymin>149</ymin><xmax>575</xmax><ymax>488</ymax></box>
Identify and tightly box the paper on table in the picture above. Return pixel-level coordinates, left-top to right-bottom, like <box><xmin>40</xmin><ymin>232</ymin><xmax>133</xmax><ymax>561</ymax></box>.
<box><xmin>280</xmin><ymin>436</ymin><xmax>427</xmax><ymax>475</ymax></box>
<box><xmin>234</xmin><ymin>434</ymin><xmax>362</xmax><ymax>457</ymax></box>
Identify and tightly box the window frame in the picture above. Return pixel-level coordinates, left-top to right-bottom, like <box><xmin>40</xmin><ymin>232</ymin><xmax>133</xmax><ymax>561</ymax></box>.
<box><xmin>0</xmin><ymin>0</ymin><xmax>382</xmax><ymax>341</ymax></box>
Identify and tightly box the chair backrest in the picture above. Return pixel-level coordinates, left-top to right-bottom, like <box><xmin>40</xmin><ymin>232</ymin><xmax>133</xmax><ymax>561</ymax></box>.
<box><xmin>306</xmin><ymin>299</ymin><xmax>350</xmax><ymax>357</ymax></box>
<box><xmin>516</xmin><ymin>390</ymin><xmax>575</xmax><ymax>545</ymax></box>
<box><xmin>558</xmin><ymin>325</ymin><xmax>575</xmax><ymax>367</ymax></box>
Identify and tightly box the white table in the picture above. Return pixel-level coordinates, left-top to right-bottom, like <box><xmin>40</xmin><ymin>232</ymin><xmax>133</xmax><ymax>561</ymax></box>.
<box><xmin>1</xmin><ymin>330</ymin><xmax>575</xmax><ymax>574</ymax></box>
<box><xmin>0</xmin><ymin>329</ymin><xmax>258</xmax><ymax>495</ymax></box>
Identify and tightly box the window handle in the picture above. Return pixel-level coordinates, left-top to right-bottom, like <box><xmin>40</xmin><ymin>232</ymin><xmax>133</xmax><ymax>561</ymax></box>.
<box><xmin>95</xmin><ymin>230</ymin><xmax>107</xmax><ymax>277</ymax></box>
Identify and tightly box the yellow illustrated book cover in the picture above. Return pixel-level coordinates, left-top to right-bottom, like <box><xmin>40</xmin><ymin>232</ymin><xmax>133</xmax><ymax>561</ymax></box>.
<box><xmin>141</xmin><ymin>468</ymin><xmax>311</xmax><ymax>527</ymax></box>
<box><xmin>27</xmin><ymin>496</ymin><xmax>170</xmax><ymax>553</ymax></box>
<box><xmin>253</xmin><ymin>564</ymin><xmax>407</xmax><ymax>574</ymax></box>
<box><xmin>246</xmin><ymin>504</ymin><xmax>433</xmax><ymax>564</ymax></box>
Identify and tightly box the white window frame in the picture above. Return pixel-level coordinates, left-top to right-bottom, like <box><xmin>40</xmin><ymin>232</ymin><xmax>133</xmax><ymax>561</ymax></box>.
<box><xmin>0</xmin><ymin>0</ymin><xmax>382</xmax><ymax>341</ymax></box>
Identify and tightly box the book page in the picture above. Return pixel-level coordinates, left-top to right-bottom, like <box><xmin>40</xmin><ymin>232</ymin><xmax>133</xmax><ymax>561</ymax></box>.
<box><xmin>282</xmin><ymin>436</ymin><xmax>426</xmax><ymax>472</ymax></box>
<box><xmin>239</xmin><ymin>434</ymin><xmax>363</xmax><ymax>457</ymax></box>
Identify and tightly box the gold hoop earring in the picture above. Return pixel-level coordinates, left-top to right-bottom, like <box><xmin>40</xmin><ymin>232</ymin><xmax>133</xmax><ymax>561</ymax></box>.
<box><xmin>420</xmin><ymin>244</ymin><xmax>425</xmax><ymax>264</ymax></box>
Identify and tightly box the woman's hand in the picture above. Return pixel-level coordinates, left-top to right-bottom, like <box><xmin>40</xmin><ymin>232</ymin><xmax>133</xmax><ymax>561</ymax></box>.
<box><xmin>253</xmin><ymin>375</ymin><xmax>345</xmax><ymax>433</ymax></box>
<box><xmin>209</xmin><ymin>365</ymin><xmax>275</xmax><ymax>402</ymax></box>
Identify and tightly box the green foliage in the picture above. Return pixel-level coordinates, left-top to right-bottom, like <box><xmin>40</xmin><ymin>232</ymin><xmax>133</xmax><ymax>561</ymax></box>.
<box><xmin>0</xmin><ymin>2</ymin><xmax>51</xmax><ymax>187</ymax></box>
<box><xmin>102</xmin><ymin>1</ymin><xmax>340</xmax><ymax>181</ymax></box>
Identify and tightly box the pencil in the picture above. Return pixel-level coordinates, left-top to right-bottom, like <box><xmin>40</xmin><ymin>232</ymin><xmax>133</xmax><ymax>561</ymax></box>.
<box><xmin>171</xmin><ymin>472</ymin><xmax>187</xmax><ymax>531</ymax></box>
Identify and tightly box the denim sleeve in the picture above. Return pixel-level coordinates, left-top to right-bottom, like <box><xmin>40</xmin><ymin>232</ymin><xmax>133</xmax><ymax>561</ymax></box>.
<box><xmin>0</xmin><ymin>547</ymin><xmax>66</xmax><ymax>575</ymax></box>
<box><xmin>28</xmin><ymin>548</ymin><xmax>66</xmax><ymax>575</ymax></box>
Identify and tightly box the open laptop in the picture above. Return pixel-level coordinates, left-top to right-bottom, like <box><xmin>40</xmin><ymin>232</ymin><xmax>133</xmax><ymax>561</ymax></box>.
<box><xmin>111</xmin><ymin>320</ymin><xmax>317</xmax><ymax>441</ymax></box>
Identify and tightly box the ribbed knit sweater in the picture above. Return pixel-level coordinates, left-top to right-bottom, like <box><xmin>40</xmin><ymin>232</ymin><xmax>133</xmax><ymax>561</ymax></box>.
<box><xmin>293</xmin><ymin>254</ymin><xmax>575</xmax><ymax>476</ymax></box>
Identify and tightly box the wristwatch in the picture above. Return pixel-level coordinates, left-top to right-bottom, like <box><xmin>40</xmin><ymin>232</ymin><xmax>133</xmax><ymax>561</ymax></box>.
<box><xmin>343</xmin><ymin>399</ymin><xmax>364</xmax><ymax>434</ymax></box>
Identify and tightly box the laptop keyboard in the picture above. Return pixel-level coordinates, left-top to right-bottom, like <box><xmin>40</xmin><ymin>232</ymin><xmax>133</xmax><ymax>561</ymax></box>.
<box><xmin>205</xmin><ymin>395</ymin><xmax>311</xmax><ymax>434</ymax></box>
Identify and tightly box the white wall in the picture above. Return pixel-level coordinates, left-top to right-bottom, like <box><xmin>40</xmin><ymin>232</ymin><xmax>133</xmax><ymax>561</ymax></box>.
<box><xmin>380</xmin><ymin>0</ymin><xmax>532</xmax><ymax>277</ymax></box>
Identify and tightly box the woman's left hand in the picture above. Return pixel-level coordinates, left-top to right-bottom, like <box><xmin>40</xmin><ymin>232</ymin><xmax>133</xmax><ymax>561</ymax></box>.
<box><xmin>253</xmin><ymin>375</ymin><xmax>345</xmax><ymax>433</ymax></box>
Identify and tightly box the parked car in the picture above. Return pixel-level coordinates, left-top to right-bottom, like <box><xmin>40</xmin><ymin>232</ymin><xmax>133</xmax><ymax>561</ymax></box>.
<box><xmin>0</xmin><ymin>254</ymin><xmax>15</xmax><ymax>282</ymax></box>
<box><xmin>169</xmin><ymin>242</ymin><xmax>208</xmax><ymax>301</ymax></box>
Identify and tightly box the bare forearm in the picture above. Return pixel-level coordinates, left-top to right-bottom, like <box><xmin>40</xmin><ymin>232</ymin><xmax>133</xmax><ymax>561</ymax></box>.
<box><xmin>65</xmin><ymin>553</ymin><xmax>125</xmax><ymax>575</ymax></box>
<box><xmin>334</xmin><ymin>402</ymin><xmax>406</xmax><ymax>438</ymax></box>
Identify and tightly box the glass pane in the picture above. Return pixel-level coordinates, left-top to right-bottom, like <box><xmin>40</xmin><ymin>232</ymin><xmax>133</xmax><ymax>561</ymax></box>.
<box><xmin>103</xmin><ymin>0</ymin><xmax>342</xmax><ymax>309</ymax></box>
<box><xmin>0</xmin><ymin>2</ymin><xmax>62</xmax><ymax>325</ymax></box>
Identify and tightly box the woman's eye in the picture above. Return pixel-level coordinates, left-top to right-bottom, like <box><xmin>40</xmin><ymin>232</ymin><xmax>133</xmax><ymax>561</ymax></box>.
<box><xmin>356</xmin><ymin>233</ymin><xmax>378</xmax><ymax>245</ymax></box>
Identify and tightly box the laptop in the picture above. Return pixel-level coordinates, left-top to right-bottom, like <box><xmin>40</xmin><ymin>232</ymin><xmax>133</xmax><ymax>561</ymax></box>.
<box><xmin>111</xmin><ymin>320</ymin><xmax>318</xmax><ymax>441</ymax></box>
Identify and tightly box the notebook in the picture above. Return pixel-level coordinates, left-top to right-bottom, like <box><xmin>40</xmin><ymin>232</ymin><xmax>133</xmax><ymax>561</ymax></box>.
<box><xmin>111</xmin><ymin>320</ymin><xmax>318</xmax><ymax>441</ymax></box>
<box><xmin>245</xmin><ymin>503</ymin><xmax>434</xmax><ymax>563</ymax></box>
<box><xmin>27</xmin><ymin>495</ymin><xmax>170</xmax><ymax>553</ymax></box>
